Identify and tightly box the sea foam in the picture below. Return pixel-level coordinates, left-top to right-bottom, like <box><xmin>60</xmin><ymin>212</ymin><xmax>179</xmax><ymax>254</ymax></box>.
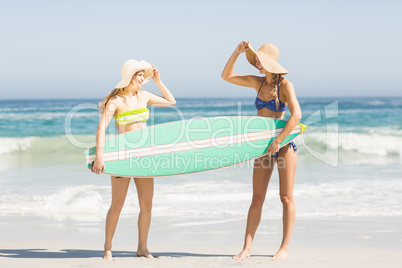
<box><xmin>0</xmin><ymin>137</ymin><xmax>35</xmax><ymax>155</ymax></box>
<box><xmin>0</xmin><ymin>174</ymin><xmax>401</xmax><ymax>221</ymax></box>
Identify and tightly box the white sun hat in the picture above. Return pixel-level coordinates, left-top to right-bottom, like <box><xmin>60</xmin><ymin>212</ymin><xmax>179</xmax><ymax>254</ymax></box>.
<box><xmin>114</xmin><ymin>59</ymin><xmax>153</xmax><ymax>89</ymax></box>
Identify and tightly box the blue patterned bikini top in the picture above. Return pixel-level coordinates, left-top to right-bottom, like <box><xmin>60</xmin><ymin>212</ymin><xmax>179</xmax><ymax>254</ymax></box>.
<box><xmin>255</xmin><ymin>77</ymin><xmax>287</xmax><ymax>112</ymax></box>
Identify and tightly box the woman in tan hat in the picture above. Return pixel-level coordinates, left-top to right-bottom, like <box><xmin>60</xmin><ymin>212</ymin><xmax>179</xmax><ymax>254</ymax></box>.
<box><xmin>222</xmin><ymin>41</ymin><xmax>302</xmax><ymax>261</ymax></box>
<box><xmin>91</xmin><ymin>59</ymin><xmax>176</xmax><ymax>260</ymax></box>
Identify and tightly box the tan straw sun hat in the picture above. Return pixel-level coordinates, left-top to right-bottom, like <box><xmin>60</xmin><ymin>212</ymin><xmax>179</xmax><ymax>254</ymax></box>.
<box><xmin>114</xmin><ymin>59</ymin><xmax>153</xmax><ymax>89</ymax></box>
<box><xmin>246</xmin><ymin>43</ymin><xmax>289</xmax><ymax>75</ymax></box>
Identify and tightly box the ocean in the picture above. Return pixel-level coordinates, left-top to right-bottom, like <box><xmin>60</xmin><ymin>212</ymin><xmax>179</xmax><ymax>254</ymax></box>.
<box><xmin>1</xmin><ymin>97</ymin><xmax>401</xmax><ymax>222</ymax></box>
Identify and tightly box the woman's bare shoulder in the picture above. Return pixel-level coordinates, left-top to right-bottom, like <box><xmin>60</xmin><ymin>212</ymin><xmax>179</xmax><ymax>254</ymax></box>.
<box><xmin>250</xmin><ymin>76</ymin><xmax>267</xmax><ymax>91</ymax></box>
<box><xmin>254</xmin><ymin>76</ymin><xmax>266</xmax><ymax>82</ymax></box>
<box><xmin>280</xmin><ymin>78</ymin><xmax>295</xmax><ymax>93</ymax></box>
<box><xmin>105</xmin><ymin>95</ymin><xmax>124</xmax><ymax>113</ymax></box>
<box><xmin>107</xmin><ymin>95</ymin><xmax>122</xmax><ymax>105</ymax></box>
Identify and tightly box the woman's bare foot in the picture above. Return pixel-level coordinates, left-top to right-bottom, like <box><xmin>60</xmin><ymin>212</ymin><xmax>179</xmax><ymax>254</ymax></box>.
<box><xmin>233</xmin><ymin>249</ymin><xmax>250</xmax><ymax>261</ymax></box>
<box><xmin>271</xmin><ymin>247</ymin><xmax>288</xmax><ymax>261</ymax></box>
<box><xmin>137</xmin><ymin>248</ymin><xmax>154</xmax><ymax>258</ymax></box>
<box><xmin>103</xmin><ymin>249</ymin><xmax>113</xmax><ymax>261</ymax></box>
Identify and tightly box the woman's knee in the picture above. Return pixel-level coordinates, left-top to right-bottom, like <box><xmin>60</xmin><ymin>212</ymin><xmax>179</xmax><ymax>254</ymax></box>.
<box><xmin>139</xmin><ymin>201</ymin><xmax>153</xmax><ymax>213</ymax></box>
<box><xmin>251</xmin><ymin>196</ymin><xmax>265</xmax><ymax>209</ymax></box>
<box><xmin>280</xmin><ymin>195</ymin><xmax>294</xmax><ymax>206</ymax></box>
<box><xmin>110</xmin><ymin>200</ymin><xmax>125</xmax><ymax>212</ymax></box>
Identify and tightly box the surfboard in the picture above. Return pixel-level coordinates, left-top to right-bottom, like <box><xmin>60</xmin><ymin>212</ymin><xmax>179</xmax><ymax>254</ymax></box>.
<box><xmin>84</xmin><ymin>116</ymin><xmax>307</xmax><ymax>177</ymax></box>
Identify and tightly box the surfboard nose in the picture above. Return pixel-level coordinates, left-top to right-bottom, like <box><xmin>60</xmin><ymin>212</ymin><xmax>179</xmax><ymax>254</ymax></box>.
<box><xmin>299</xmin><ymin>123</ymin><xmax>307</xmax><ymax>134</ymax></box>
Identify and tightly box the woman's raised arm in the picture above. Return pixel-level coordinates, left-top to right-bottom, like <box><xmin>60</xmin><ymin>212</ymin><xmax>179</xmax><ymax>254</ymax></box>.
<box><xmin>221</xmin><ymin>41</ymin><xmax>258</xmax><ymax>89</ymax></box>
<box><xmin>145</xmin><ymin>66</ymin><xmax>176</xmax><ymax>107</ymax></box>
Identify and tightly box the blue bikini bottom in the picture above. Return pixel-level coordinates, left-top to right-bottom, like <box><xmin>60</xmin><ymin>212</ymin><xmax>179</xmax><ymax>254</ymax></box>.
<box><xmin>271</xmin><ymin>141</ymin><xmax>297</xmax><ymax>158</ymax></box>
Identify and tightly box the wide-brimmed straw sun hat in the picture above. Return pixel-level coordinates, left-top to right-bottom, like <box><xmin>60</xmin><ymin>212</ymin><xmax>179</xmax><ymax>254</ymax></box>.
<box><xmin>246</xmin><ymin>43</ymin><xmax>289</xmax><ymax>75</ymax></box>
<box><xmin>114</xmin><ymin>59</ymin><xmax>153</xmax><ymax>89</ymax></box>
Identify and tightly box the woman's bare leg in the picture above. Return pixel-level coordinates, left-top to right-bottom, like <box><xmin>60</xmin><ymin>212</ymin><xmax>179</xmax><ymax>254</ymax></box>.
<box><xmin>233</xmin><ymin>155</ymin><xmax>275</xmax><ymax>261</ymax></box>
<box><xmin>104</xmin><ymin>176</ymin><xmax>131</xmax><ymax>260</ymax></box>
<box><xmin>272</xmin><ymin>145</ymin><xmax>297</xmax><ymax>261</ymax></box>
<box><xmin>134</xmin><ymin>177</ymin><xmax>154</xmax><ymax>258</ymax></box>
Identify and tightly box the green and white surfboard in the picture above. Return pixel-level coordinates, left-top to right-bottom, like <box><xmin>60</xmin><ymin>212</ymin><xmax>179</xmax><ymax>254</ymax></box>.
<box><xmin>84</xmin><ymin>116</ymin><xmax>307</xmax><ymax>177</ymax></box>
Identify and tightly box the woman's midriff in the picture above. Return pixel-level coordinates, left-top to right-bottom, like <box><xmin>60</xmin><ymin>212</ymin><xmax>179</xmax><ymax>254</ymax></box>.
<box><xmin>116</xmin><ymin>121</ymin><xmax>147</xmax><ymax>134</ymax></box>
<box><xmin>257</xmin><ymin>109</ymin><xmax>285</xmax><ymax>119</ymax></box>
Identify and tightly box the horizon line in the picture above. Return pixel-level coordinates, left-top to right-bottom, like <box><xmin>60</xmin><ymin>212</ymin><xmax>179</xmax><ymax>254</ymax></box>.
<box><xmin>2</xmin><ymin>95</ymin><xmax>402</xmax><ymax>101</ymax></box>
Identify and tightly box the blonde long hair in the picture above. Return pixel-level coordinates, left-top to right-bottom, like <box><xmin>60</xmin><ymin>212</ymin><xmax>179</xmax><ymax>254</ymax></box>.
<box><xmin>98</xmin><ymin>71</ymin><xmax>142</xmax><ymax>114</ymax></box>
<box><xmin>271</xmin><ymin>73</ymin><xmax>280</xmax><ymax>111</ymax></box>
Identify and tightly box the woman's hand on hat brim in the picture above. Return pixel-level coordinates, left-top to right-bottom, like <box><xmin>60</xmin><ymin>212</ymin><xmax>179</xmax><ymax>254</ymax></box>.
<box><xmin>236</xmin><ymin>41</ymin><xmax>250</xmax><ymax>54</ymax></box>
<box><xmin>151</xmin><ymin>65</ymin><xmax>161</xmax><ymax>82</ymax></box>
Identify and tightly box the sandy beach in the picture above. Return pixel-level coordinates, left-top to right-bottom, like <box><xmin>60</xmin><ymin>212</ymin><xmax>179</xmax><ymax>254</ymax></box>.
<box><xmin>1</xmin><ymin>215</ymin><xmax>401</xmax><ymax>268</ymax></box>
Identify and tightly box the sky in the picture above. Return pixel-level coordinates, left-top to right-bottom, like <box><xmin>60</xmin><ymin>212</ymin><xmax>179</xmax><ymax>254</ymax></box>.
<box><xmin>0</xmin><ymin>0</ymin><xmax>401</xmax><ymax>99</ymax></box>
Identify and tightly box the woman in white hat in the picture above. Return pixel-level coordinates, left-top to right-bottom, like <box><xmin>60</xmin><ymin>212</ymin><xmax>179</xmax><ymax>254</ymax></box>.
<box><xmin>222</xmin><ymin>41</ymin><xmax>302</xmax><ymax>261</ymax></box>
<box><xmin>91</xmin><ymin>59</ymin><xmax>176</xmax><ymax>260</ymax></box>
